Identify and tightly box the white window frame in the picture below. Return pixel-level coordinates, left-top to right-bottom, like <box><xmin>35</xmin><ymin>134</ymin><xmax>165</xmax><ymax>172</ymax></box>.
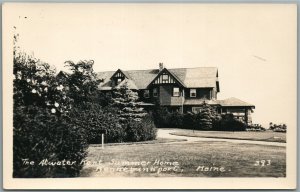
<box><xmin>190</xmin><ymin>89</ymin><xmax>196</xmax><ymax>97</ymax></box>
<box><xmin>144</xmin><ymin>90</ymin><xmax>150</xmax><ymax>98</ymax></box>
<box><xmin>173</xmin><ymin>87</ymin><xmax>180</xmax><ymax>97</ymax></box>
<box><xmin>153</xmin><ymin>88</ymin><xmax>158</xmax><ymax>97</ymax></box>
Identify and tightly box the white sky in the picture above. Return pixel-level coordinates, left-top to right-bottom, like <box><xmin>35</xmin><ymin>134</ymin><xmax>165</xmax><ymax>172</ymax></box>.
<box><xmin>9</xmin><ymin>3</ymin><xmax>297</xmax><ymax>127</ymax></box>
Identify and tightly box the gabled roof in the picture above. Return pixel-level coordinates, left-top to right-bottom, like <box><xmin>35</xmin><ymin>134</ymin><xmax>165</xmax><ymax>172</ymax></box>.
<box><xmin>148</xmin><ymin>68</ymin><xmax>186</xmax><ymax>88</ymax></box>
<box><xmin>169</xmin><ymin>67</ymin><xmax>218</xmax><ymax>88</ymax></box>
<box><xmin>115</xmin><ymin>79</ymin><xmax>138</xmax><ymax>90</ymax></box>
<box><xmin>97</xmin><ymin>67</ymin><xmax>219</xmax><ymax>90</ymax></box>
<box><xmin>126</xmin><ymin>69</ymin><xmax>159</xmax><ymax>89</ymax></box>
<box><xmin>111</xmin><ymin>69</ymin><xmax>131</xmax><ymax>79</ymax></box>
<box><xmin>217</xmin><ymin>97</ymin><xmax>255</xmax><ymax>108</ymax></box>
<box><xmin>97</xmin><ymin>71</ymin><xmax>115</xmax><ymax>90</ymax></box>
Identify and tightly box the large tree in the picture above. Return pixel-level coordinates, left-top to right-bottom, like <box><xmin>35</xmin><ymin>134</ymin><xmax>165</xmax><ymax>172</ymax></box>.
<box><xmin>195</xmin><ymin>101</ymin><xmax>220</xmax><ymax>130</ymax></box>
<box><xmin>110</xmin><ymin>82</ymin><xmax>147</xmax><ymax>122</ymax></box>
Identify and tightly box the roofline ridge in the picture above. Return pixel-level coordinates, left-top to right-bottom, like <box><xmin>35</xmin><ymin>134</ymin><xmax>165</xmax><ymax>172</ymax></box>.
<box><xmin>97</xmin><ymin>66</ymin><xmax>218</xmax><ymax>73</ymax></box>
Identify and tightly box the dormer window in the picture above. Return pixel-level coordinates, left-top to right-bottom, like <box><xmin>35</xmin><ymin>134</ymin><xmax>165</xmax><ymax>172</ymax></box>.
<box><xmin>153</xmin><ymin>88</ymin><xmax>158</xmax><ymax>97</ymax></box>
<box><xmin>144</xmin><ymin>90</ymin><xmax>150</xmax><ymax>98</ymax></box>
<box><xmin>173</xmin><ymin>87</ymin><xmax>180</xmax><ymax>97</ymax></box>
<box><xmin>190</xmin><ymin>89</ymin><xmax>196</xmax><ymax>97</ymax></box>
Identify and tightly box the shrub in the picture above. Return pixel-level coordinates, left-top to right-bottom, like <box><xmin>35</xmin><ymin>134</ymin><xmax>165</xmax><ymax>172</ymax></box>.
<box><xmin>269</xmin><ymin>122</ymin><xmax>287</xmax><ymax>132</ymax></box>
<box><xmin>70</xmin><ymin>103</ymin><xmax>121</xmax><ymax>144</ymax></box>
<box><xmin>246</xmin><ymin>124</ymin><xmax>266</xmax><ymax>132</ymax></box>
<box><xmin>13</xmin><ymin>105</ymin><xmax>88</xmax><ymax>178</ymax></box>
<box><xmin>194</xmin><ymin>103</ymin><xmax>214</xmax><ymax>130</ymax></box>
<box><xmin>13</xmin><ymin>35</ymin><xmax>90</xmax><ymax>177</ymax></box>
<box><xmin>213</xmin><ymin>114</ymin><xmax>247</xmax><ymax>131</ymax></box>
<box><xmin>168</xmin><ymin>111</ymin><xmax>184</xmax><ymax>128</ymax></box>
<box><xmin>182</xmin><ymin>112</ymin><xmax>195</xmax><ymax>129</ymax></box>
<box><xmin>153</xmin><ymin>102</ymin><xmax>220</xmax><ymax>130</ymax></box>
<box><xmin>73</xmin><ymin>103</ymin><xmax>157</xmax><ymax>144</ymax></box>
<box><xmin>152</xmin><ymin>107</ymin><xmax>171</xmax><ymax>128</ymax></box>
<box><xmin>126</xmin><ymin>115</ymin><xmax>157</xmax><ymax>142</ymax></box>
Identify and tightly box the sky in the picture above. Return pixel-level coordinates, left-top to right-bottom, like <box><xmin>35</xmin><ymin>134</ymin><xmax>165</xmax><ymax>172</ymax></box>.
<box><xmin>7</xmin><ymin>3</ymin><xmax>297</xmax><ymax>127</ymax></box>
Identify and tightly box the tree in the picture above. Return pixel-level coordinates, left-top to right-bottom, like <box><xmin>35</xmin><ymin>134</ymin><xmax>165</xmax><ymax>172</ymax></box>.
<box><xmin>13</xmin><ymin>32</ymin><xmax>87</xmax><ymax>177</ymax></box>
<box><xmin>195</xmin><ymin>101</ymin><xmax>220</xmax><ymax>130</ymax></box>
<box><xmin>63</xmin><ymin>60</ymin><xmax>102</xmax><ymax>104</ymax></box>
<box><xmin>110</xmin><ymin>82</ymin><xmax>147</xmax><ymax>122</ymax></box>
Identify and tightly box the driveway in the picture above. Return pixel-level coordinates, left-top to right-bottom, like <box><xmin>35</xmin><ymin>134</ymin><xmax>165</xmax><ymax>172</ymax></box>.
<box><xmin>157</xmin><ymin>128</ymin><xmax>286</xmax><ymax>147</ymax></box>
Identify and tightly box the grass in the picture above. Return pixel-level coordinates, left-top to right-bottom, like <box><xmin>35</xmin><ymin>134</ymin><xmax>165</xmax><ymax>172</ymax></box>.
<box><xmin>170</xmin><ymin>129</ymin><xmax>286</xmax><ymax>143</ymax></box>
<box><xmin>89</xmin><ymin>137</ymin><xmax>187</xmax><ymax>147</ymax></box>
<box><xmin>80</xmin><ymin>141</ymin><xmax>285</xmax><ymax>177</ymax></box>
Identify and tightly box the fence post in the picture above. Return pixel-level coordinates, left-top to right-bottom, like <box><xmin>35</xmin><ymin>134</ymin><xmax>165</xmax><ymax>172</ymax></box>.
<box><xmin>101</xmin><ymin>133</ymin><xmax>104</xmax><ymax>149</ymax></box>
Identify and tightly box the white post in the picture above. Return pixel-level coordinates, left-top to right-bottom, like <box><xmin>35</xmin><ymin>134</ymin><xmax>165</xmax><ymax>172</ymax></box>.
<box><xmin>101</xmin><ymin>134</ymin><xmax>104</xmax><ymax>149</ymax></box>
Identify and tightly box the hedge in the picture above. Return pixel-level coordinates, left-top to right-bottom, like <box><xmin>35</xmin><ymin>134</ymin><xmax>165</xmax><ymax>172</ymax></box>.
<box><xmin>153</xmin><ymin>107</ymin><xmax>246</xmax><ymax>131</ymax></box>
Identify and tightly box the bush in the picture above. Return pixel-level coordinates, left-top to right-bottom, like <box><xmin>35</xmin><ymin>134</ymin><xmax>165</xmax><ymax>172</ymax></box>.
<box><xmin>153</xmin><ymin>103</ymin><xmax>220</xmax><ymax>130</ymax></box>
<box><xmin>182</xmin><ymin>112</ymin><xmax>195</xmax><ymax>129</ymax></box>
<box><xmin>269</xmin><ymin>122</ymin><xmax>287</xmax><ymax>132</ymax></box>
<box><xmin>13</xmin><ymin>105</ymin><xmax>88</xmax><ymax>178</ymax></box>
<box><xmin>153</xmin><ymin>107</ymin><xmax>185</xmax><ymax>128</ymax></box>
<box><xmin>126</xmin><ymin>115</ymin><xmax>157</xmax><ymax>142</ymax></box>
<box><xmin>213</xmin><ymin>114</ymin><xmax>247</xmax><ymax>131</ymax></box>
<box><xmin>13</xmin><ymin>36</ymin><xmax>90</xmax><ymax>177</ymax></box>
<box><xmin>246</xmin><ymin>124</ymin><xmax>266</xmax><ymax>132</ymax></box>
<box><xmin>73</xmin><ymin>103</ymin><xmax>157</xmax><ymax>144</ymax></box>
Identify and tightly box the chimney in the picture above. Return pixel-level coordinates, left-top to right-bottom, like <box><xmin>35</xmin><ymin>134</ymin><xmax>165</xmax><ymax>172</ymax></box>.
<box><xmin>159</xmin><ymin>62</ymin><xmax>164</xmax><ymax>71</ymax></box>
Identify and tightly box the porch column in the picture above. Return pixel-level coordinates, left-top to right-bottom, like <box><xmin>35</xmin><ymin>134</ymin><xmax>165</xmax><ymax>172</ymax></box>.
<box><xmin>181</xmin><ymin>89</ymin><xmax>184</xmax><ymax>114</ymax></box>
<box><xmin>244</xmin><ymin>108</ymin><xmax>248</xmax><ymax>126</ymax></box>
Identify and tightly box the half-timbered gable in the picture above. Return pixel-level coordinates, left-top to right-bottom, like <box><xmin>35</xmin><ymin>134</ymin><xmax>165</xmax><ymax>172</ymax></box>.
<box><xmin>150</xmin><ymin>69</ymin><xmax>184</xmax><ymax>87</ymax></box>
<box><xmin>110</xmin><ymin>69</ymin><xmax>130</xmax><ymax>86</ymax></box>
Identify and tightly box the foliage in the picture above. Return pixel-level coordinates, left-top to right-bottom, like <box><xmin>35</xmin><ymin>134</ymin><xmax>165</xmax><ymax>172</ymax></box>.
<box><xmin>152</xmin><ymin>107</ymin><xmax>171</xmax><ymax>127</ymax></box>
<box><xmin>64</xmin><ymin>60</ymin><xmax>102</xmax><ymax>104</ymax></box>
<box><xmin>72</xmin><ymin>103</ymin><xmax>125</xmax><ymax>144</ymax></box>
<box><xmin>110</xmin><ymin>82</ymin><xmax>148</xmax><ymax>122</ymax></box>
<box><xmin>194</xmin><ymin>102</ymin><xmax>220</xmax><ymax>130</ymax></box>
<box><xmin>101</xmin><ymin>83</ymin><xmax>157</xmax><ymax>143</ymax></box>
<box><xmin>153</xmin><ymin>102</ymin><xmax>221</xmax><ymax>130</ymax></box>
<box><xmin>126</xmin><ymin>114</ymin><xmax>157</xmax><ymax>142</ymax></box>
<box><xmin>153</xmin><ymin>103</ymin><xmax>248</xmax><ymax>131</ymax></box>
<box><xmin>13</xmin><ymin>33</ymin><xmax>88</xmax><ymax>177</ymax></box>
<box><xmin>213</xmin><ymin>114</ymin><xmax>247</xmax><ymax>131</ymax></box>
<box><xmin>13</xmin><ymin>106</ymin><xmax>88</xmax><ymax>178</ymax></box>
<box><xmin>246</xmin><ymin>124</ymin><xmax>266</xmax><ymax>132</ymax></box>
<box><xmin>269</xmin><ymin>122</ymin><xmax>287</xmax><ymax>133</ymax></box>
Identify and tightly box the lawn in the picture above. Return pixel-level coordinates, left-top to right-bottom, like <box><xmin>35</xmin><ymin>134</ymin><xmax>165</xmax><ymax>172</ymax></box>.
<box><xmin>170</xmin><ymin>129</ymin><xmax>286</xmax><ymax>143</ymax></box>
<box><xmin>80</xmin><ymin>141</ymin><xmax>285</xmax><ymax>177</ymax></box>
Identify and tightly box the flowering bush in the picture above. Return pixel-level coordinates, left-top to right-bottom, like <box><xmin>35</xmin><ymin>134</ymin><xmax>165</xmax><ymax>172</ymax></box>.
<box><xmin>13</xmin><ymin>34</ymin><xmax>88</xmax><ymax>177</ymax></box>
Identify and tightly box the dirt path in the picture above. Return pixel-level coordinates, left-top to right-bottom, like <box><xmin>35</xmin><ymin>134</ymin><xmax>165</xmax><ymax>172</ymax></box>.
<box><xmin>157</xmin><ymin>129</ymin><xmax>286</xmax><ymax>147</ymax></box>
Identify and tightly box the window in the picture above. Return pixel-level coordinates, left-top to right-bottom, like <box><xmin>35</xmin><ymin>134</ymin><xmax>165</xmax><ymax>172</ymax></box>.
<box><xmin>192</xmin><ymin>107</ymin><xmax>202</xmax><ymax>114</ymax></box>
<box><xmin>144</xmin><ymin>90</ymin><xmax>150</xmax><ymax>98</ymax></box>
<box><xmin>190</xmin><ymin>89</ymin><xmax>196</xmax><ymax>97</ymax></box>
<box><xmin>153</xmin><ymin>88</ymin><xmax>158</xmax><ymax>97</ymax></box>
<box><xmin>117</xmin><ymin>78</ymin><xmax>122</xmax><ymax>84</ymax></box>
<box><xmin>162</xmin><ymin>74</ymin><xmax>168</xmax><ymax>80</ymax></box>
<box><xmin>162</xmin><ymin>74</ymin><xmax>169</xmax><ymax>83</ymax></box>
<box><xmin>173</xmin><ymin>87</ymin><xmax>180</xmax><ymax>97</ymax></box>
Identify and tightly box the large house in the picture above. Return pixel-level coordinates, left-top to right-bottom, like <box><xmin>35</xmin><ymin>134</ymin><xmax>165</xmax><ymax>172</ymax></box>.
<box><xmin>97</xmin><ymin>63</ymin><xmax>255</xmax><ymax>125</ymax></box>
